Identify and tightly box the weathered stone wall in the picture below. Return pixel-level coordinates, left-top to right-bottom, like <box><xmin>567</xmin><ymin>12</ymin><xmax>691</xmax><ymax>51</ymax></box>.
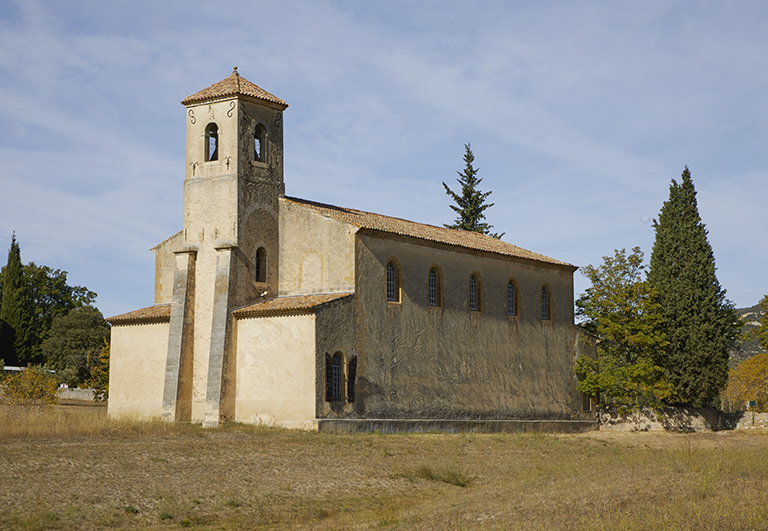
<box><xmin>598</xmin><ymin>407</ymin><xmax>725</xmax><ymax>432</ymax></box>
<box><xmin>108</xmin><ymin>322</ymin><xmax>169</xmax><ymax>418</ymax></box>
<box><xmin>314</xmin><ymin>296</ymin><xmax>357</xmax><ymax>418</ymax></box>
<box><xmin>347</xmin><ymin>232</ymin><xmax>587</xmax><ymax>421</ymax></box>
<box><xmin>231</xmin><ymin>98</ymin><xmax>285</xmax><ymax>309</ymax></box>
<box><xmin>721</xmin><ymin>411</ymin><xmax>768</xmax><ymax>430</ymax></box>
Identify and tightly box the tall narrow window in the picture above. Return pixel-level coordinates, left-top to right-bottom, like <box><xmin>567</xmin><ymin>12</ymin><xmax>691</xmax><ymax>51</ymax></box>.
<box><xmin>255</xmin><ymin>247</ymin><xmax>267</xmax><ymax>283</ymax></box>
<box><xmin>205</xmin><ymin>123</ymin><xmax>219</xmax><ymax>161</ymax></box>
<box><xmin>325</xmin><ymin>352</ymin><xmax>345</xmax><ymax>402</ymax></box>
<box><xmin>428</xmin><ymin>268</ymin><xmax>440</xmax><ymax>307</ymax></box>
<box><xmin>582</xmin><ymin>393</ymin><xmax>592</xmax><ymax>412</ymax></box>
<box><xmin>507</xmin><ymin>281</ymin><xmax>517</xmax><ymax>316</ymax></box>
<box><xmin>386</xmin><ymin>262</ymin><xmax>399</xmax><ymax>302</ymax></box>
<box><xmin>469</xmin><ymin>275</ymin><xmax>479</xmax><ymax>311</ymax></box>
<box><xmin>331</xmin><ymin>353</ymin><xmax>343</xmax><ymax>401</ymax></box>
<box><xmin>541</xmin><ymin>286</ymin><xmax>551</xmax><ymax>320</ymax></box>
<box><xmin>254</xmin><ymin>123</ymin><xmax>266</xmax><ymax>162</ymax></box>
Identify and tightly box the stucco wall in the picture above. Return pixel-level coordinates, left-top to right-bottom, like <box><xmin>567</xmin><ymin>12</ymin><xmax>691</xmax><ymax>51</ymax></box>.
<box><xmin>108</xmin><ymin>322</ymin><xmax>169</xmax><ymax>418</ymax></box>
<box><xmin>278</xmin><ymin>200</ymin><xmax>356</xmax><ymax>297</ymax></box>
<box><xmin>234</xmin><ymin>313</ymin><xmax>317</xmax><ymax>429</ymax></box>
<box><xmin>349</xmin><ymin>232</ymin><xmax>586</xmax><ymax>420</ymax></box>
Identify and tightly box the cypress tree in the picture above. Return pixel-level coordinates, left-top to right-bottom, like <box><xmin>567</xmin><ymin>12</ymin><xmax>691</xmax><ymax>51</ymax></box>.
<box><xmin>443</xmin><ymin>143</ymin><xmax>503</xmax><ymax>239</ymax></box>
<box><xmin>648</xmin><ymin>167</ymin><xmax>740</xmax><ymax>406</ymax></box>
<box><xmin>0</xmin><ymin>234</ymin><xmax>33</xmax><ymax>366</ymax></box>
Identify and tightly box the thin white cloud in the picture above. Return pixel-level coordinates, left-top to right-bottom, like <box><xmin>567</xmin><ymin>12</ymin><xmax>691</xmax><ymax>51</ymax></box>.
<box><xmin>0</xmin><ymin>0</ymin><xmax>766</xmax><ymax>316</ymax></box>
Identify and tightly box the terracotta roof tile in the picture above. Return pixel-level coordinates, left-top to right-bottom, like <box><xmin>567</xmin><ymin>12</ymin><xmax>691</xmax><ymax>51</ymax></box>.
<box><xmin>108</xmin><ymin>304</ymin><xmax>171</xmax><ymax>325</ymax></box>
<box><xmin>283</xmin><ymin>197</ymin><xmax>575</xmax><ymax>269</ymax></box>
<box><xmin>233</xmin><ymin>292</ymin><xmax>353</xmax><ymax>319</ymax></box>
<box><xmin>181</xmin><ymin>67</ymin><xmax>287</xmax><ymax>108</ymax></box>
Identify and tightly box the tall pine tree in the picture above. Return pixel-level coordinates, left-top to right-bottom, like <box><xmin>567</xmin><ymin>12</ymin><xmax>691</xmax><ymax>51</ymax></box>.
<box><xmin>443</xmin><ymin>143</ymin><xmax>503</xmax><ymax>239</ymax></box>
<box><xmin>0</xmin><ymin>234</ymin><xmax>33</xmax><ymax>366</ymax></box>
<box><xmin>648</xmin><ymin>167</ymin><xmax>740</xmax><ymax>406</ymax></box>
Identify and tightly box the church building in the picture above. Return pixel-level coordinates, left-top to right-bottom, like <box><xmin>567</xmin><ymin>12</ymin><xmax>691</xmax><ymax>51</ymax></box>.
<box><xmin>107</xmin><ymin>69</ymin><xmax>595</xmax><ymax>432</ymax></box>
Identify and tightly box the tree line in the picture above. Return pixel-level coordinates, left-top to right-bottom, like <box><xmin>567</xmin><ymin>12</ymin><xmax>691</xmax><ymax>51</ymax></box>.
<box><xmin>0</xmin><ymin>234</ymin><xmax>109</xmax><ymax>389</ymax></box>
<box><xmin>574</xmin><ymin>167</ymin><xmax>764</xmax><ymax>410</ymax></box>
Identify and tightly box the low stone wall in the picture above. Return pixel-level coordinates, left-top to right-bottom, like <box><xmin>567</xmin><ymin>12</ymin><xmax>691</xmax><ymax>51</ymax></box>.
<box><xmin>720</xmin><ymin>411</ymin><xmax>768</xmax><ymax>430</ymax></box>
<box><xmin>599</xmin><ymin>408</ymin><xmax>768</xmax><ymax>432</ymax></box>
<box><xmin>318</xmin><ymin>419</ymin><xmax>597</xmax><ymax>434</ymax></box>
<box><xmin>598</xmin><ymin>407</ymin><xmax>721</xmax><ymax>432</ymax></box>
<box><xmin>56</xmin><ymin>387</ymin><xmax>95</xmax><ymax>401</ymax></box>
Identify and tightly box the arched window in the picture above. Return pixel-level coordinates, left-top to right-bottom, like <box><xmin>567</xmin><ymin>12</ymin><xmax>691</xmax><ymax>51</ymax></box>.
<box><xmin>254</xmin><ymin>123</ymin><xmax>266</xmax><ymax>163</ymax></box>
<box><xmin>428</xmin><ymin>268</ymin><xmax>441</xmax><ymax>307</ymax></box>
<box><xmin>507</xmin><ymin>280</ymin><xmax>517</xmax><ymax>316</ymax></box>
<box><xmin>325</xmin><ymin>352</ymin><xmax>344</xmax><ymax>402</ymax></box>
<box><xmin>331</xmin><ymin>353</ymin><xmax>343</xmax><ymax>401</ymax></box>
<box><xmin>386</xmin><ymin>261</ymin><xmax>400</xmax><ymax>302</ymax></box>
<box><xmin>469</xmin><ymin>274</ymin><xmax>480</xmax><ymax>311</ymax></box>
<box><xmin>255</xmin><ymin>247</ymin><xmax>267</xmax><ymax>283</ymax></box>
<box><xmin>205</xmin><ymin>123</ymin><xmax>219</xmax><ymax>162</ymax></box>
<box><xmin>541</xmin><ymin>286</ymin><xmax>551</xmax><ymax>320</ymax></box>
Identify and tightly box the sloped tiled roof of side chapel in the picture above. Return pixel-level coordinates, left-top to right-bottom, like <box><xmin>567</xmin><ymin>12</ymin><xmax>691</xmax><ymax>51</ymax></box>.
<box><xmin>181</xmin><ymin>67</ymin><xmax>288</xmax><ymax>108</ymax></box>
<box><xmin>283</xmin><ymin>197</ymin><xmax>575</xmax><ymax>269</ymax></box>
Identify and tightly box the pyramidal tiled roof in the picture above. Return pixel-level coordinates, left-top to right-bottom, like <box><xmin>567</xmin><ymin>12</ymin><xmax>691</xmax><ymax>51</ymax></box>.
<box><xmin>181</xmin><ymin>67</ymin><xmax>288</xmax><ymax>108</ymax></box>
<box><xmin>283</xmin><ymin>197</ymin><xmax>575</xmax><ymax>269</ymax></box>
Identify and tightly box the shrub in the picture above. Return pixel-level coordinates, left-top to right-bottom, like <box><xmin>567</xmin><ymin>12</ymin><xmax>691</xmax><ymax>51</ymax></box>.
<box><xmin>85</xmin><ymin>339</ymin><xmax>109</xmax><ymax>401</ymax></box>
<box><xmin>721</xmin><ymin>352</ymin><xmax>768</xmax><ymax>412</ymax></box>
<box><xmin>1</xmin><ymin>365</ymin><xmax>58</xmax><ymax>409</ymax></box>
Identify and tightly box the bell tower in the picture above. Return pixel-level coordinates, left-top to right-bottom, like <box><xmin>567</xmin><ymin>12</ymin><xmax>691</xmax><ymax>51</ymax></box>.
<box><xmin>163</xmin><ymin>69</ymin><xmax>288</xmax><ymax>427</ymax></box>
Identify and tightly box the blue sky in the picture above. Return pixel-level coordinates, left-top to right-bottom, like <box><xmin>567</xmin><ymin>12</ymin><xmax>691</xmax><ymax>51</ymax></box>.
<box><xmin>1</xmin><ymin>0</ymin><xmax>766</xmax><ymax>318</ymax></box>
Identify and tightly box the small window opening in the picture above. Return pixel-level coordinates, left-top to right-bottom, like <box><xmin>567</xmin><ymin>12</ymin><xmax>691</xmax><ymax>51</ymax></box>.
<box><xmin>254</xmin><ymin>124</ymin><xmax>266</xmax><ymax>162</ymax></box>
<box><xmin>386</xmin><ymin>262</ymin><xmax>399</xmax><ymax>302</ymax></box>
<box><xmin>582</xmin><ymin>393</ymin><xmax>592</xmax><ymax>412</ymax></box>
<box><xmin>205</xmin><ymin>123</ymin><xmax>219</xmax><ymax>162</ymax></box>
<box><xmin>541</xmin><ymin>286</ymin><xmax>551</xmax><ymax>320</ymax></box>
<box><xmin>428</xmin><ymin>268</ymin><xmax>440</xmax><ymax>306</ymax></box>
<box><xmin>469</xmin><ymin>275</ymin><xmax>479</xmax><ymax>311</ymax></box>
<box><xmin>324</xmin><ymin>353</ymin><xmax>345</xmax><ymax>402</ymax></box>
<box><xmin>331</xmin><ymin>353</ymin><xmax>343</xmax><ymax>401</ymax></box>
<box><xmin>507</xmin><ymin>281</ymin><xmax>516</xmax><ymax>316</ymax></box>
<box><xmin>255</xmin><ymin>247</ymin><xmax>267</xmax><ymax>283</ymax></box>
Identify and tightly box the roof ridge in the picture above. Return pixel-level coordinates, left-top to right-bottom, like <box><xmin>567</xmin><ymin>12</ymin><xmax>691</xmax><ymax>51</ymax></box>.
<box><xmin>284</xmin><ymin>196</ymin><xmax>438</xmax><ymax>228</ymax></box>
<box><xmin>282</xmin><ymin>196</ymin><xmax>575</xmax><ymax>269</ymax></box>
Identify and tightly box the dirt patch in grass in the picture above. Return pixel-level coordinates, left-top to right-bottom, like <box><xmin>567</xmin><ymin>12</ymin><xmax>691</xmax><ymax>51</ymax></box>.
<box><xmin>0</xmin><ymin>405</ymin><xmax>767</xmax><ymax>530</ymax></box>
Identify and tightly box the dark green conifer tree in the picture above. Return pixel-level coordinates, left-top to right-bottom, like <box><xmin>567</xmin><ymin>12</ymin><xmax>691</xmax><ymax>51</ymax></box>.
<box><xmin>443</xmin><ymin>143</ymin><xmax>503</xmax><ymax>239</ymax></box>
<box><xmin>648</xmin><ymin>167</ymin><xmax>740</xmax><ymax>406</ymax></box>
<box><xmin>0</xmin><ymin>234</ymin><xmax>33</xmax><ymax>366</ymax></box>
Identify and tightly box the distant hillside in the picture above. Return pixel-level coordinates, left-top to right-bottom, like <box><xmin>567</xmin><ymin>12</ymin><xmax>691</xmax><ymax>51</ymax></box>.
<box><xmin>730</xmin><ymin>302</ymin><xmax>766</xmax><ymax>361</ymax></box>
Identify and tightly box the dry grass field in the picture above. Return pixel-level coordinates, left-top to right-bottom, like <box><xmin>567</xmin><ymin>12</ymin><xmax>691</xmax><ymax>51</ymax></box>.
<box><xmin>1</xmin><ymin>403</ymin><xmax>767</xmax><ymax>530</ymax></box>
